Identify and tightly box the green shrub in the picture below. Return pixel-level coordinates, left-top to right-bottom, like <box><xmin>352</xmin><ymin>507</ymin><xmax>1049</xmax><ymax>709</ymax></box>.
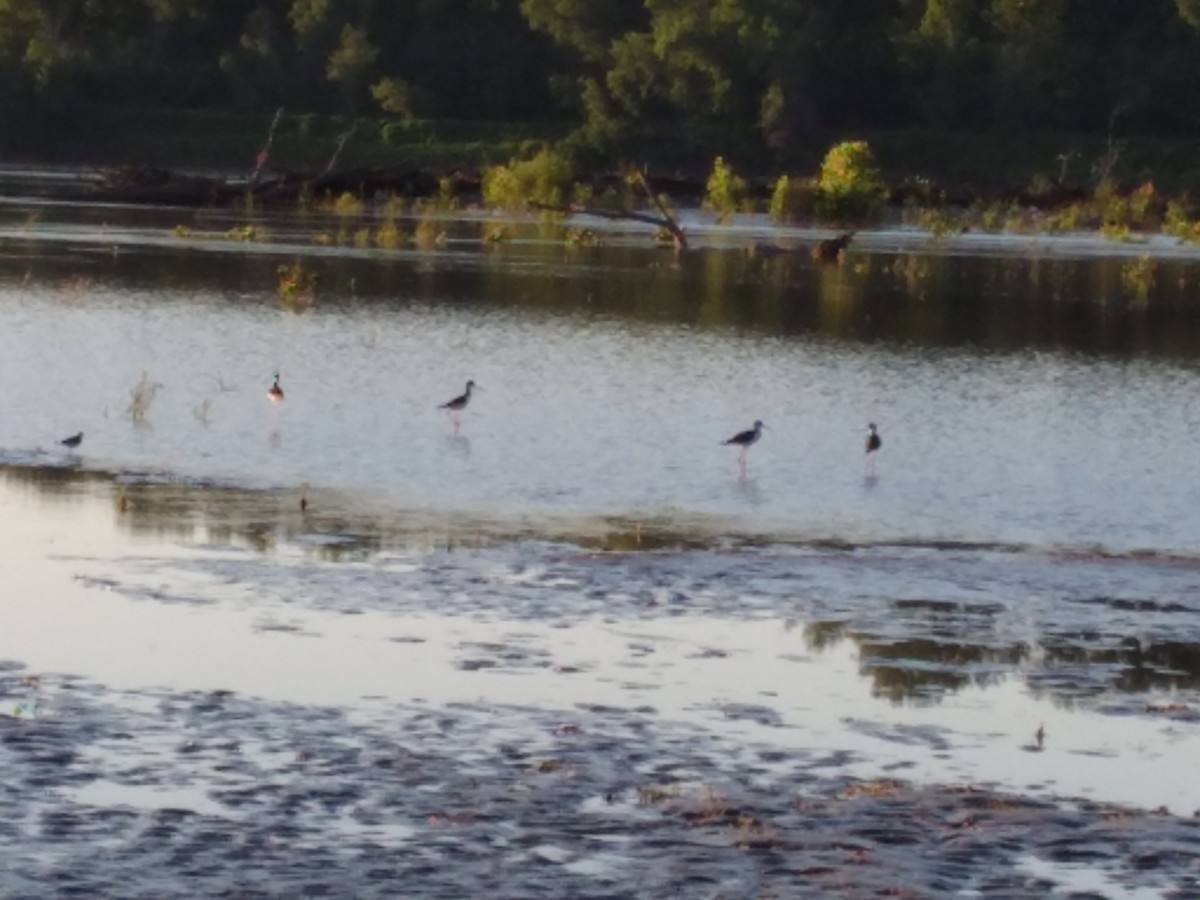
<box><xmin>815</xmin><ymin>140</ymin><xmax>888</xmax><ymax>223</ymax></box>
<box><xmin>1164</xmin><ymin>200</ymin><xmax>1200</xmax><ymax>243</ymax></box>
<box><xmin>481</xmin><ymin>147</ymin><xmax>575</xmax><ymax>210</ymax></box>
<box><xmin>703</xmin><ymin>156</ymin><xmax>748</xmax><ymax>223</ymax></box>
<box><xmin>768</xmin><ymin>174</ymin><xmax>818</xmax><ymax>223</ymax></box>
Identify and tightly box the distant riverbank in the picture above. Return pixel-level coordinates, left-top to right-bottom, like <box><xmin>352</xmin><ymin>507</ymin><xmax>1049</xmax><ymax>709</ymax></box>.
<box><xmin>10</xmin><ymin>106</ymin><xmax>1200</xmax><ymax>198</ymax></box>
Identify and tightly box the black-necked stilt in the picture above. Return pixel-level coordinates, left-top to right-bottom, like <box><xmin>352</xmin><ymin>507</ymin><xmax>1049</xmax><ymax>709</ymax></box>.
<box><xmin>439</xmin><ymin>380</ymin><xmax>476</xmax><ymax>433</ymax></box>
<box><xmin>60</xmin><ymin>432</ymin><xmax>83</xmax><ymax>449</ymax></box>
<box><xmin>865</xmin><ymin>423</ymin><xmax>881</xmax><ymax>474</ymax></box>
<box><xmin>268</xmin><ymin>372</ymin><xmax>284</xmax><ymax>403</ymax></box>
<box><xmin>723</xmin><ymin>420</ymin><xmax>765</xmax><ymax>471</ymax></box>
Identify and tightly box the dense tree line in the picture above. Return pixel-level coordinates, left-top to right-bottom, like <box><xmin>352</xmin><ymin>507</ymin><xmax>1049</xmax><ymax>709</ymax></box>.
<box><xmin>2</xmin><ymin>0</ymin><xmax>1200</xmax><ymax>165</ymax></box>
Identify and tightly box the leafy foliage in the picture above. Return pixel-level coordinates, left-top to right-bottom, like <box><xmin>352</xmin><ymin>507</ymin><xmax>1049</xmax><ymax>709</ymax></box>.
<box><xmin>2</xmin><ymin>0</ymin><xmax>1200</xmax><ymax>172</ymax></box>
<box><xmin>815</xmin><ymin>141</ymin><xmax>888</xmax><ymax>223</ymax></box>
<box><xmin>482</xmin><ymin>147</ymin><xmax>576</xmax><ymax>209</ymax></box>
<box><xmin>768</xmin><ymin>174</ymin><xmax>817</xmax><ymax>223</ymax></box>
<box><xmin>703</xmin><ymin>156</ymin><xmax>748</xmax><ymax>222</ymax></box>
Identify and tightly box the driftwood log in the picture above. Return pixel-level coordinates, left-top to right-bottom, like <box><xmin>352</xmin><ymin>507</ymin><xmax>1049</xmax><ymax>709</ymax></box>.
<box><xmin>811</xmin><ymin>231</ymin><xmax>855</xmax><ymax>263</ymax></box>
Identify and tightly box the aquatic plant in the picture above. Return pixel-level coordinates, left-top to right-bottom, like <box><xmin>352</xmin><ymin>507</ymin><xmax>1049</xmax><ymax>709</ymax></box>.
<box><xmin>224</xmin><ymin>224</ymin><xmax>260</xmax><ymax>241</ymax></box>
<box><xmin>127</xmin><ymin>372</ymin><xmax>161</xmax><ymax>422</ymax></box>
<box><xmin>277</xmin><ymin>260</ymin><xmax>318</xmax><ymax>308</ymax></box>
<box><xmin>436</xmin><ymin>177</ymin><xmax>459</xmax><ymax>211</ymax></box>
<box><xmin>332</xmin><ymin>191</ymin><xmax>364</xmax><ymax>216</ymax></box>
<box><xmin>413</xmin><ymin>214</ymin><xmax>444</xmax><ymax>250</ymax></box>
<box><xmin>914</xmin><ymin>207</ymin><xmax>965</xmax><ymax>239</ymax></box>
<box><xmin>378</xmin><ymin>192</ymin><xmax>407</xmax><ymax>217</ymax></box>
<box><xmin>703</xmin><ymin>156</ymin><xmax>748</xmax><ymax>223</ymax></box>
<box><xmin>564</xmin><ymin>227</ymin><xmax>598</xmax><ymax>247</ymax></box>
<box><xmin>375</xmin><ymin>218</ymin><xmax>405</xmax><ymax>249</ymax></box>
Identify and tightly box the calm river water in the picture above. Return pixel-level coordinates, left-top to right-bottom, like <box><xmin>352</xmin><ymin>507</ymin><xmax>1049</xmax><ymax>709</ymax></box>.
<box><xmin>2</xmin><ymin>196</ymin><xmax>1199</xmax><ymax>897</ymax></box>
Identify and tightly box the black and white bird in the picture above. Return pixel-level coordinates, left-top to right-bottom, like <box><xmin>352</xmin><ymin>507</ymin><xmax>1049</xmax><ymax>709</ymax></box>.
<box><xmin>439</xmin><ymin>380</ymin><xmax>477</xmax><ymax>433</ymax></box>
<box><xmin>864</xmin><ymin>423</ymin><xmax>882</xmax><ymax>474</ymax></box>
<box><xmin>60</xmin><ymin>432</ymin><xmax>83</xmax><ymax>449</ymax></box>
<box><xmin>723</xmin><ymin>420</ymin><xmax>765</xmax><ymax>470</ymax></box>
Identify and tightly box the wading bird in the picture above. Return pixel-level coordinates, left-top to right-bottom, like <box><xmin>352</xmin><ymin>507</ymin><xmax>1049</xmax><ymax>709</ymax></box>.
<box><xmin>268</xmin><ymin>372</ymin><xmax>284</xmax><ymax>403</ymax></box>
<box><xmin>865</xmin><ymin>423</ymin><xmax>882</xmax><ymax>475</ymax></box>
<box><xmin>439</xmin><ymin>380</ymin><xmax>477</xmax><ymax>434</ymax></box>
<box><xmin>723</xmin><ymin>420</ymin><xmax>765</xmax><ymax>474</ymax></box>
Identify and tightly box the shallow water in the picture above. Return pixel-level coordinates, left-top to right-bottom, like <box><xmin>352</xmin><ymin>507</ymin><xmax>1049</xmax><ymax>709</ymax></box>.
<box><xmin>3</xmin><ymin>196</ymin><xmax>1200</xmax><ymax>895</ymax></box>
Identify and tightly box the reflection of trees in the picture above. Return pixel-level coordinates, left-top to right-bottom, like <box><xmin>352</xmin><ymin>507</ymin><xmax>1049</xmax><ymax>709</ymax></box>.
<box><xmin>814</xmin><ymin>262</ymin><xmax>865</xmax><ymax>337</ymax></box>
<box><xmin>803</xmin><ymin>620</ymin><xmax>849</xmax><ymax>651</ymax></box>
<box><xmin>1</xmin><ymin>463</ymin><xmax>740</xmax><ymax>561</ymax></box>
<box><xmin>0</xmin><ymin>462</ymin><xmax>475</xmax><ymax>560</ymax></box>
<box><xmin>30</xmin><ymin>230</ymin><xmax>1200</xmax><ymax>358</ymax></box>
<box><xmin>802</xmin><ymin>614</ymin><xmax>1200</xmax><ymax>704</ymax></box>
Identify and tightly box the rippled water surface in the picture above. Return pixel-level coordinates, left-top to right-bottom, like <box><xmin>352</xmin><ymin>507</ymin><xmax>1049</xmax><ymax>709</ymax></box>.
<box><xmin>3</xmin><ymin>195</ymin><xmax>1200</xmax><ymax>896</ymax></box>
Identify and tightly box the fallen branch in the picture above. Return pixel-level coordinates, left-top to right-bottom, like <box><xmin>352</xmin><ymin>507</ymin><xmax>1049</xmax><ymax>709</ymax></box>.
<box><xmin>630</xmin><ymin>169</ymin><xmax>687</xmax><ymax>250</ymax></box>
<box><xmin>250</xmin><ymin>106</ymin><xmax>286</xmax><ymax>188</ymax></box>
<box><xmin>530</xmin><ymin>170</ymin><xmax>687</xmax><ymax>250</ymax></box>
<box><xmin>323</xmin><ymin>119</ymin><xmax>360</xmax><ymax>176</ymax></box>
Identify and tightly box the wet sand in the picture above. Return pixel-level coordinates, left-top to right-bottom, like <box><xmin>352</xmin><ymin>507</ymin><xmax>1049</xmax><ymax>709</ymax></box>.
<box><xmin>3</xmin><ymin>467</ymin><xmax>1200</xmax><ymax>897</ymax></box>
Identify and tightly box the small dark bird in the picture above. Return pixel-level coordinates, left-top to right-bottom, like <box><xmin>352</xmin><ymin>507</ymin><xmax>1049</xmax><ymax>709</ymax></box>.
<box><xmin>439</xmin><ymin>380</ymin><xmax>477</xmax><ymax>434</ymax></box>
<box><xmin>723</xmin><ymin>420</ymin><xmax>765</xmax><ymax>471</ymax></box>
<box><xmin>268</xmin><ymin>372</ymin><xmax>284</xmax><ymax>403</ymax></box>
<box><xmin>60</xmin><ymin>432</ymin><xmax>83</xmax><ymax>449</ymax></box>
<box><xmin>812</xmin><ymin>231</ymin><xmax>855</xmax><ymax>263</ymax></box>
<box><xmin>865</xmin><ymin>423</ymin><xmax>882</xmax><ymax>475</ymax></box>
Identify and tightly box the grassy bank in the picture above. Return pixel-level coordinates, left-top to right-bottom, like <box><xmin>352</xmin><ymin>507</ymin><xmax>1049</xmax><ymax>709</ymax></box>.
<box><xmin>57</xmin><ymin>106</ymin><xmax>568</xmax><ymax>173</ymax></box>
<box><xmin>19</xmin><ymin>106</ymin><xmax>1200</xmax><ymax>198</ymax></box>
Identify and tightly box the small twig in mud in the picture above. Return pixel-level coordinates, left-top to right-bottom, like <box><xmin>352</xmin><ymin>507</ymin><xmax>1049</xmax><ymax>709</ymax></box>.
<box><xmin>127</xmin><ymin>372</ymin><xmax>162</xmax><ymax>422</ymax></box>
<box><xmin>13</xmin><ymin>678</ymin><xmax>43</xmax><ymax>718</ymax></box>
<box><xmin>837</xmin><ymin>779</ymin><xmax>902</xmax><ymax>799</ymax></box>
<box><xmin>204</xmin><ymin>373</ymin><xmax>238</xmax><ymax>393</ymax></box>
<box><xmin>636</xmin><ymin>783</ymin><xmax>680</xmax><ymax>805</ymax></box>
<box><xmin>1022</xmin><ymin>724</ymin><xmax>1046</xmax><ymax>752</ymax></box>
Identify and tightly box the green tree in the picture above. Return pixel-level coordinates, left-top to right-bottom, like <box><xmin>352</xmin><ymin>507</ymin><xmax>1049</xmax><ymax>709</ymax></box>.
<box><xmin>326</xmin><ymin>23</ymin><xmax>378</xmax><ymax>108</ymax></box>
<box><xmin>894</xmin><ymin>0</ymin><xmax>988</xmax><ymax>126</ymax></box>
<box><xmin>986</xmin><ymin>0</ymin><xmax>1068</xmax><ymax>128</ymax></box>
